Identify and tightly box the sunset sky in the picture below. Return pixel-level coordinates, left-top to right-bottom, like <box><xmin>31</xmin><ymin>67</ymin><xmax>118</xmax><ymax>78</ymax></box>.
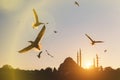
<box><xmin>0</xmin><ymin>0</ymin><xmax>120</xmax><ymax>70</ymax></box>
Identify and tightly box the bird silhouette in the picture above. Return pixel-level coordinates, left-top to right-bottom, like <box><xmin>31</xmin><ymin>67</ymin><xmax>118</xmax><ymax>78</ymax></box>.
<box><xmin>32</xmin><ymin>8</ymin><xmax>44</xmax><ymax>29</ymax></box>
<box><xmin>18</xmin><ymin>25</ymin><xmax>46</xmax><ymax>53</ymax></box>
<box><xmin>37</xmin><ymin>51</ymin><xmax>42</xmax><ymax>58</ymax></box>
<box><xmin>45</xmin><ymin>50</ymin><xmax>54</xmax><ymax>58</ymax></box>
<box><xmin>75</xmin><ymin>1</ymin><xmax>80</xmax><ymax>7</ymax></box>
<box><xmin>85</xmin><ymin>34</ymin><xmax>104</xmax><ymax>45</ymax></box>
<box><xmin>104</xmin><ymin>49</ymin><xmax>107</xmax><ymax>53</ymax></box>
<box><xmin>54</xmin><ymin>30</ymin><xmax>57</xmax><ymax>33</ymax></box>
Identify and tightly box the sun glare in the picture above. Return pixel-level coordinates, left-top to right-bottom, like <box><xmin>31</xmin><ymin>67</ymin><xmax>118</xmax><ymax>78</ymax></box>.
<box><xmin>84</xmin><ymin>61</ymin><xmax>93</xmax><ymax>69</ymax></box>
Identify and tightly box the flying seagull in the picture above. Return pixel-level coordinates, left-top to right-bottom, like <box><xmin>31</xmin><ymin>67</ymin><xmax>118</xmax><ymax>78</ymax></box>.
<box><xmin>45</xmin><ymin>50</ymin><xmax>54</xmax><ymax>58</ymax></box>
<box><xmin>37</xmin><ymin>51</ymin><xmax>42</xmax><ymax>58</ymax></box>
<box><xmin>54</xmin><ymin>30</ymin><xmax>58</xmax><ymax>33</ymax></box>
<box><xmin>104</xmin><ymin>49</ymin><xmax>107</xmax><ymax>53</ymax></box>
<box><xmin>18</xmin><ymin>25</ymin><xmax>46</xmax><ymax>53</ymax></box>
<box><xmin>32</xmin><ymin>8</ymin><xmax>44</xmax><ymax>29</ymax></box>
<box><xmin>75</xmin><ymin>1</ymin><xmax>80</xmax><ymax>7</ymax></box>
<box><xmin>85</xmin><ymin>34</ymin><xmax>104</xmax><ymax>45</ymax></box>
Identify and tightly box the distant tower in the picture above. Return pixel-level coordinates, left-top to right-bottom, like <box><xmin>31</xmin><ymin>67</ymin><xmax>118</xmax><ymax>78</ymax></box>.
<box><xmin>93</xmin><ymin>58</ymin><xmax>95</xmax><ymax>68</ymax></box>
<box><xmin>96</xmin><ymin>54</ymin><xmax>99</xmax><ymax>68</ymax></box>
<box><xmin>79</xmin><ymin>48</ymin><xmax>82</xmax><ymax>68</ymax></box>
<box><xmin>77</xmin><ymin>51</ymin><xmax>79</xmax><ymax>65</ymax></box>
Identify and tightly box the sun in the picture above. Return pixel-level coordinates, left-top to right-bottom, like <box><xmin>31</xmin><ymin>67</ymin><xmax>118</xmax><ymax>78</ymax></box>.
<box><xmin>84</xmin><ymin>60</ymin><xmax>93</xmax><ymax>69</ymax></box>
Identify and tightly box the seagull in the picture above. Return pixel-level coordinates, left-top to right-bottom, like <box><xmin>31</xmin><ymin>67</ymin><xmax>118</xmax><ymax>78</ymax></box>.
<box><xmin>54</xmin><ymin>30</ymin><xmax>57</xmax><ymax>33</ymax></box>
<box><xmin>85</xmin><ymin>34</ymin><xmax>104</xmax><ymax>45</ymax></box>
<box><xmin>45</xmin><ymin>50</ymin><xmax>54</xmax><ymax>58</ymax></box>
<box><xmin>75</xmin><ymin>1</ymin><xmax>80</xmax><ymax>7</ymax></box>
<box><xmin>32</xmin><ymin>8</ymin><xmax>44</xmax><ymax>29</ymax></box>
<box><xmin>18</xmin><ymin>25</ymin><xmax>46</xmax><ymax>53</ymax></box>
<box><xmin>37</xmin><ymin>51</ymin><xmax>42</xmax><ymax>58</ymax></box>
<box><xmin>104</xmin><ymin>49</ymin><xmax>107</xmax><ymax>53</ymax></box>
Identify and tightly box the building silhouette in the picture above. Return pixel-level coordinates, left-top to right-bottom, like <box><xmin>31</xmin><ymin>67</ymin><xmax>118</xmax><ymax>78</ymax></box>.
<box><xmin>76</xmin><ymin>48</ymin><xmax>82</xmax><ymax>68</ymax></box>
<box><xmin>76</xmin><ymin>49</ymin><xmax>101</xmax><ymax>69</ymax></box>
<box><xmin>79</xmin><ymin>49</ymin><xmax>82</xmax><ymax>68</ymax></box>
<box><xmin>96</xmin><ymin>54</ymin><xmax>99</xmax><ymax>68</ymax></box>
<box><xmin>93</xmin><ymin>58</ymin><xmax>95</xmax><ymax>68</ymax></box>
<box><xmin>77</xmin><ymin>51</ymin><xmax>79</xmax><ymax>66</ymax></box>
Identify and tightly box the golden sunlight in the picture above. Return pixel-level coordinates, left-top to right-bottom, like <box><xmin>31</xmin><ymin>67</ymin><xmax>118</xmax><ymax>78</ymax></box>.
<box><xmin>83</xmin><ymin>60</ymin><xmax>93</xmax><ymax>69</ymax></box>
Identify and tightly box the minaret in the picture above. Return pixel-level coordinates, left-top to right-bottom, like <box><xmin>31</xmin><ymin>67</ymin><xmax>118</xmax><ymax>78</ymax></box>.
<box><xmin>93</xmin><ymin>58</ymin><xmax>95</xmax><ymax>68</ymax></box>
<box><xmin>77</xmin><ymin>51</ymin><xmax>79</xmax><ymax>65</ymax></box>
<box><xmin>96</xmin><ymin>54</ymin><xmax>99</xmax><ymax>68</ymax></box>
<box><xmin>79</xmin><ymin>48</ymin><xmax>82</xmax><ymax>68</ymax></box>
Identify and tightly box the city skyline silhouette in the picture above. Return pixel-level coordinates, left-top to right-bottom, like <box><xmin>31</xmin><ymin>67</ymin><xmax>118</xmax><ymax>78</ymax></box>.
<box><xmin>0</xmin><ymin>57</ymin><xmax>120</xmax><ymax>80</ymax></box>
<box><xmin>0</xmin><ymin>0</ymin><xmax>120</xmax><ymax>70</ymax></box>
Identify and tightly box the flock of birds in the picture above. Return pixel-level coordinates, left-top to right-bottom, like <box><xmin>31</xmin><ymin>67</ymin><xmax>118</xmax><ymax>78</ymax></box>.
<box><xmin>18</xmin><ymin>8</ymin><xmax>54</xmax><ymax>58</ymax></box>
<box><xmin>18</xmin><ymin>1</ymin><xmax>107</xmax><ymax>59</ymax></box>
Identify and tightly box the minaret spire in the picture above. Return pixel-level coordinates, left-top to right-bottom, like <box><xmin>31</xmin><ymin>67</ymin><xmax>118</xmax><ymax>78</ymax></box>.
<box><xmin>77</xmin><ymin>51</ymin><xmax>79</xmax><ymax>65</ymax></box>
<box><xmin>79</xmin><ymin>48</ymin><xmax>82</xmax><ymax>68</ymax></box>
<box><xmin>96</xmin><ymin>54</ymin><xmax>99</xmax><ymax>68</ymax></box>
<box><xmin>93</xmin><ymin>58</ymin><xmax>95</xmax><ymax>68</ymax></box>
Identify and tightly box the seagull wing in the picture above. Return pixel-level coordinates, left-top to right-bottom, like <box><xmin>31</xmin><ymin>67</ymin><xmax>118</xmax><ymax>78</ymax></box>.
<box><xmin>39</xmin><ymin>51</ymin><xmax>42</xmax><ymax>55</ymax></box>
<box><xmin>38</xmin><ymin>51</ymin><xmax>42</xmax><ymax>58</ymax></box>
<box><xmin>18</xmin><ymin>45</ymin><xmax>34</xmax><ymax>53</ymax></box>
<box><xmin>49</xmin><ymin>54</ymin><xmax>54</xmax><ymax>58</ymax></box>
<box><xmin>45</xmin><ymin>50</ymin><xmax>54</xmax><ymax>58</ymax></box>
<box><xmin>75</xmin><ymin>1</ymin><xmax>79</xmax><ymax>6</ymax></box>
<box><xmin>85</xmin><ymin>34</ymin><xmax>94</xmax><ymax>42</ymax></box>
<box><xmin>48</xmin><ymin>54</ymin><xmax>54</xmax><ymax>58</ymax></box>
<box><xmin>34</xmin><ymin>25</ymin><xmax>46</xmax><ymax>44</ymax></box>
<box><xmin>33</xmin><ymin>8</ymin><xmax>39</xmax><ymax>23</ymax></box>
<box><xmin>45</xmin><ymin>50</ymin><xmax>49</xmax><ymax>55</ymax></box>
<box><xmin>95</xmin><ymin>41</ymin><xmax>104</xmax><ymax>43</ymax></box>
